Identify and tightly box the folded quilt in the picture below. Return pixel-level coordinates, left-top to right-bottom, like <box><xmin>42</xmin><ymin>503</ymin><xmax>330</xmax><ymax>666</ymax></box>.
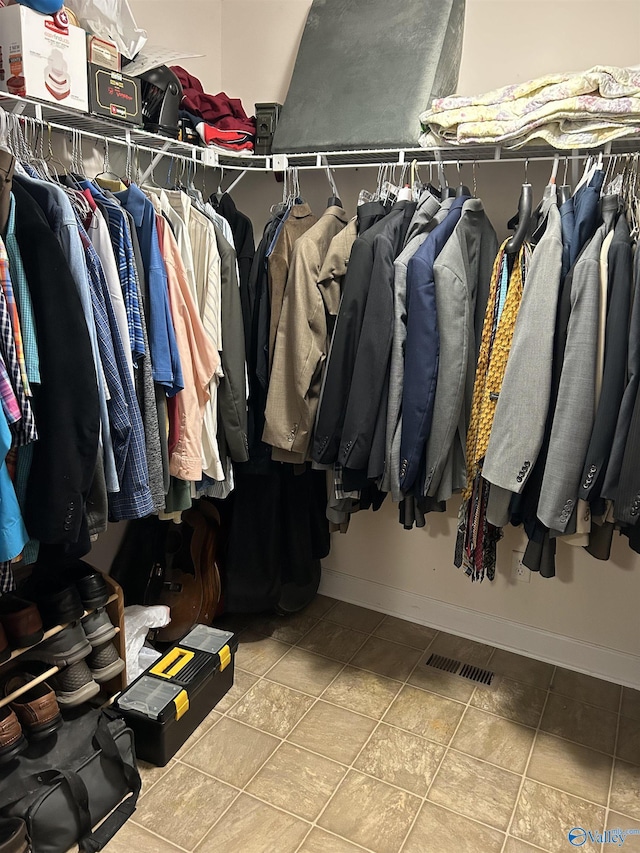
<box><xmin>419</xmin><ymin>66</ymin><xmax>640</xmax><ymax>149</ymax></box>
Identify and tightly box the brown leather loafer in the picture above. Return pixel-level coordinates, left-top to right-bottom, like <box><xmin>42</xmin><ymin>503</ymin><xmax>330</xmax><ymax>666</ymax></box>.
<box><xmin>5</xmin><ymin>674</ymin><xmax>63</xmax><ymax>741</ymax></box>
<box><xmin>0</xmin><ymin>623</ymin><xmax>9</xmax><ymax>664</ymax></box>
<box><xmin>0</xmin><ymin>596</ymin><xmax>44</xmax><ymax>649</ymax></box>
<box><xmin>0</xmin><ymin>817</ymin><xmax>30</xmax><ymax>853</ymax></box>
<box><xmin>0</xmin><ymin>705</ymin><xmax>27</xmax><ymax>764</ymax></box>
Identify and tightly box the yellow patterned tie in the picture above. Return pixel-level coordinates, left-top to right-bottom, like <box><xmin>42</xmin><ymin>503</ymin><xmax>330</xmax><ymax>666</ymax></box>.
<box><xmin>464</xmin><ymin>240</ymin><xmax>526</xmax><ymax>499</ymax></box>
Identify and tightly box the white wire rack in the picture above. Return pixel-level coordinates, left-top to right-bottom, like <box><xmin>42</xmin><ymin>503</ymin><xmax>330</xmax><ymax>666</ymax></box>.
<box><xmin>1</xmin><ymin>92</ymin><xmax>639</xmax><ymax>176</ymax></box>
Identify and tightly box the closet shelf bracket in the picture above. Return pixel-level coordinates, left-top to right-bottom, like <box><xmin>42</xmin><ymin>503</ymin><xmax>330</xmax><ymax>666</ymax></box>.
<box><xmin>139</xmin><ymin>140</ymin><xmax>172</xmax><ymax>185</ymax></box>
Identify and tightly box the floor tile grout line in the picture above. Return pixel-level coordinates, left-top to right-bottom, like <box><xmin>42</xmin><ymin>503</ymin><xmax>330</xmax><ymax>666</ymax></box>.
<box><xmin>129</xmin><ymin>817</ymin><xmax>193</xmax><ymax>852</ymax></box>
<box><xmin>602</xmin><ymin>685</ymin><xmax>625</xmax><ymax>853</ymax></box>
<box><xmin>189</xmin><ymin>787</ymin><xmax>244</xmax><ymax>852</ymax></box>
<box><xmin>397</xmin><ymin>667</ymin><xmax>482</xmax><ymax>853</ymax></box>
<box><xmin>399</xmin><ymin>633</ymin><xmax>439</xmax><ymax>686</ymax></box>
<box><xmin>322</xmin><ymin>607</ymin><xmax>387</xmax><ymax>637</ymax></box>
<box><xmin>137</xmin><ymin>761</ymin><xmax>174</xmax><ymax>801</ymax></box>
<box><xmin>294</xmin><ymin>824</ymin><xmax>375</xmax><ymax>853</ymax></box>
<box><xmin>499</xmin><ymin>666</ymin><xmax>556</xmax><ymax>853</ymax></box>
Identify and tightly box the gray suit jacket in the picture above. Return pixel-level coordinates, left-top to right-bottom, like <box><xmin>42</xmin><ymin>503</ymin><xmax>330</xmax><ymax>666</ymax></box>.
<box><xmin>423</xmin><ymin>198</ymin><xmax>497</xmax><ymax>502</ymax></box>
<box><xmin>483</xmin><ymin>195</ymin><xmax>562</xmax><ymax>495</ymax></box>
<box><xmin>536</xmin><ymin>222</ymin><xmax>607</xmax><ymax>532</ymax></box>
<box><xmin>382</xmin><ymin>192</ymin><xmax>441</xmax><ymax>500</ymax></box>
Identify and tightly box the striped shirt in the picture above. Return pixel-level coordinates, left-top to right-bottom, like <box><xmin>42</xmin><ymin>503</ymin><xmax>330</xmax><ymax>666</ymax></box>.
<box><xmin>4</xmin><ymin>196</ymin><xmax>40</xmax><ymax>387</ymax></box>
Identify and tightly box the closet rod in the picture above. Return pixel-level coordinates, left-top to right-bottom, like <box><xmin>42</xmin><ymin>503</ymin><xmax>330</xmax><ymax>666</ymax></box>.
<box><xmin>275</xmin><ymin>153</ymin><xmax>606</xmax><ymax>171</ymax></box>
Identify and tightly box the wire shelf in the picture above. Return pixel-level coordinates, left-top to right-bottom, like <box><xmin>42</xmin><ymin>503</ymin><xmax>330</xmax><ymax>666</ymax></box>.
<box><xmin>2</xmin><ymin>92</ymin><xmax>640</xmax><ymax>173</ymax></box>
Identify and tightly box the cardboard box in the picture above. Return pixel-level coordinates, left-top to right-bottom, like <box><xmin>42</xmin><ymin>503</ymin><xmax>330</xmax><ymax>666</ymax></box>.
<box><xmin>88</xmin><ymin>64</ymin><xmax>141</xmax><ymax>124</ymax></box>
<box><xmin>0</xmin><ymin>5</ymin><xmax>88</xmax><ymax>112</ymax></box>
<box><xmin>87</xmin><ymin>34</ymin><xmax>120</xmax><ymax>71</ymax></box>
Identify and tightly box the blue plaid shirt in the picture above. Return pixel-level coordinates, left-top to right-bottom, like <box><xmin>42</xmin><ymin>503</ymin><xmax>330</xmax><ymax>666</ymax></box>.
<box><xmin>81</xmin><ymin>229</ymin><xmax>154</xmax><ymax>521</ymax></box>
<box><xmin>81</xmin><ymin>182</ymin><xmax>146</xmax><ymax>365</ymax></box>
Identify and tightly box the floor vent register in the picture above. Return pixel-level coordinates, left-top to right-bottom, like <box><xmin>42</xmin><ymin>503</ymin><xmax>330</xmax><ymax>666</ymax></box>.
<box><xmin>425</xmin><ymin>653</ymin><xmax>497</xmax><ymax>687</ymax></box>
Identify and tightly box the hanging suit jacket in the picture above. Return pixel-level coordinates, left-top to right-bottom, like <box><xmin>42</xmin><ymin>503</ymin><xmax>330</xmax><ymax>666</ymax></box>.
<box><xmin>536</xmin><ymin>221</ymin><xmax>608</xmax><ymax>533</ymax></box>
<box><xmin>317</xmin><ymin>216</ymin><xmax>358</xmax><ymax>329</ymax></box>
<box><xmin>13</xmin><ymin>181</ymin><xmax>100</xmax><ymax>546</ymax></box>
<box><xmin>579</xmin><ymin>214</ymin><xmax>631</xmax><ymax>509</ymax></box>
<box><xmin>267</xmin><ymin>202</ymin><xmax>317</xmax><ymax>370</ymax></box>
<box><xmin>311</xmin><ymin>200</ymin><xmax>397</xmax><ymax>466</ymax></box>
<box><xmin>423</xmin><ymin>198</ymin><xmax>497</xmax><ymax>503</ymax></box>
<box><xmin>483</xmin><ymin>194</ymin><xmax>562</xmax><ymax>498</ymax></box>
<box><xmin>383</xmin><ymin>191</ymin><xmax>442</xmax><ymax>501</ymax></box>
<box><xmin>560</xmin><ymin>168</ymin><xmax>605</xmax><ymax>278</ymax></box>
<box><xmin>602</xmin><ymin>239</ymin><xmax>640</xmax><ymax>502</ymax></box>
<box><xmin>214</xmin><ymin>193</ymin><xmax>255</xmax><ymax>363</ymax></box>
<box><xmin>263</xmin><ymin>205</ymin><xmax>349</xmax><ymax>464</ymax></box>
<box><xmin>334</xmin><ymin>200</ymin><xmax>417</xmax><ymax>483</ymax></box>
<box><xmin>400</xmin><ymin>195</ymin><xmax>468</xmax><ymax>495</ymax></box>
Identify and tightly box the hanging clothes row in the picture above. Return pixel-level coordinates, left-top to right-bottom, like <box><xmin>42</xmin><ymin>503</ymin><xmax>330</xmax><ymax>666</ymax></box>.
<box><xmin>0</xmin><ymin>116</ymin><xmax>257</xmax><ymax>592</ymax></box>
<box><xmin>257</xmin><ymin>153</ymin><xmax>640</xmax><ymax>584</ymax></box>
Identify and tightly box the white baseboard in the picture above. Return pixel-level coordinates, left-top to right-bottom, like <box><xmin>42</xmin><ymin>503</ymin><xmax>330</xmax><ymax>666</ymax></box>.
<box><xmin>319</xmin><ymin>567</ymin><xmax>640</xmax><ymax>690</ymax></box>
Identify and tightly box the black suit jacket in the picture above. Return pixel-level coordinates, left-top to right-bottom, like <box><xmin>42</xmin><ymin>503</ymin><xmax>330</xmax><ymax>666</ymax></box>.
<box><xmin>340</xmin><ymin>203</ymin><xmax>416</xmax><ymax>487</ymax></box>
<box><xmin>602</xmin><ymin>225</ymin><xmax>640</xmax><ymax>503</ymax></box>
<box><xmin>311</xmin><ymin>201</ymin><xmax>407</xmax><ymax>467</ymax></box>
<box><xmin>13</xmin><ymin>181</ymin><xmax>100</xmax><ymax>545</ymax></box>
<box><xmin>215</xmin><ymin>193</ymin><xmax>255</xmax><ymax>364</ymax></box>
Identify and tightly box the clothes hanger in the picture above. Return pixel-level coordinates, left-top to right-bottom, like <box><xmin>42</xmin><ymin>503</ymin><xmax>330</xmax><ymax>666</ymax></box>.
<box><xmin>322</xmin><ymin>155</ymin><xmax>342</xmax><ymax>207</ymax></box>
<box><xmin>94</xmin><ymin>139</ymin><xmax>126</xmax><ymax>191</ymax></box>
<box><xmin>558</xmin><ymin>156</ymin><xmax>571</xmax><ymax>206</ymax></box>
<box><xmin>186</xmin><ymin>160</ymin><xmax>204</xmax><ymax>205</ymax></box>
<box><xmin>396</xmin><ymin>162</ymin><xmax>413</xmax><ymax>202</ymax></box>
<box><xmin>214</xmin><ymin>165</ymin><xmax>225</xmax><ymax>202</ymax></box>
<box><xmin>573</xmin><ymin>151</ymin><xmax>603</xmax><ymax>196</ymax></box>
<box><xmin>454</xmin><ymin>160</ymin><xmax>471</xmax><ymax>198</ymax></box>
<box><xmin>505</xmin><ymin>159</ymin><xmax>533</xmax><ymax>256</ymax></box>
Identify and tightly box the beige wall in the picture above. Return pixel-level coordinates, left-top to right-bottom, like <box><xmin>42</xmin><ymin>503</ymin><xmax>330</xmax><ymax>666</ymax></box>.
<box><xmin>118</xmin><ymin>1</ymin><xmax>640</xmax><ymax>673</ymax></box>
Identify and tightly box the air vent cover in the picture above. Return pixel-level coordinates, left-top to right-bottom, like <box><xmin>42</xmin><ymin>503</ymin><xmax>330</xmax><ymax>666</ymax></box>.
<box><xmin>425</xmin><ymin>653</ymin><xmax>495</xmax><ymax>686</ymax></box>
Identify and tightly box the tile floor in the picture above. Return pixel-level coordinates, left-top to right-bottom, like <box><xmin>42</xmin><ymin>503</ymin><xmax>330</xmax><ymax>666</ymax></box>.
<box><xmin>103</xmin><ymin>597</ymin><xmax>640</xmax><ymax>853</ymax></box>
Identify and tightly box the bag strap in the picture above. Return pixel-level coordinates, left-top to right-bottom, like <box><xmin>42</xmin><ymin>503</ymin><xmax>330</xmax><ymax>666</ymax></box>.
<box><xmin>58</xmin><ymin>770</ymin><xmax>92</xmax><ymax>840</ymax></box>
<box><xmin>78</xmin><ymin>714</ymin><xmax>142</xmax><ymax>853</ymax></box>
<box><xmin>0</xmin><ymin>768</ymin><xmax>72</xmax><ymax>811</ymax></box>
<box><xmin>0</xmin><ymin>768</ymin><xmax>92</xmax><ymax>840</ymax></box>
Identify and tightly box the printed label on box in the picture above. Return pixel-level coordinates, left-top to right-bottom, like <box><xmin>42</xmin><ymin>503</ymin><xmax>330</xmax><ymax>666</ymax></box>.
<box><xmin>0</xmin><ymin>5</ymin><xmax>88</xmax><ymax>112</ymax></box>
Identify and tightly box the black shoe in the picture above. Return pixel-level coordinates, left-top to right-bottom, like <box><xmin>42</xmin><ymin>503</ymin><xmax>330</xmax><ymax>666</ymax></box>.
<box><xmin>59</xmin><ymin>560</ymin><xmax>109</xmax><ymax>610</ymax></box>
<box><xmin>29</xmin><ymin>584</ymin><xmax>84</xmax><ymax>630</ymax></box>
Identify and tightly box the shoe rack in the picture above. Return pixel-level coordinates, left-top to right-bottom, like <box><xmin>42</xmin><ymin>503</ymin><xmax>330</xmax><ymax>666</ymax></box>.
<box><xmin>0</xmin><ymin>574</ymin><xmax>127</xmax><ymax>710</ymax></box>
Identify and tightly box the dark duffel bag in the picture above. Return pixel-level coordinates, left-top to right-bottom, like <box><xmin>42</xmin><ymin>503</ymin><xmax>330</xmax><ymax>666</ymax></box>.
<box><xmin>0</xmin><ymin>708</ymin><xmax>140</xmax><ymax>853</ymax></box>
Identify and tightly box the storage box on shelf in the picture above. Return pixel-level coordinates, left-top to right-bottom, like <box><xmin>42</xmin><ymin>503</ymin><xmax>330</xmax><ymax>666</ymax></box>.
<box><xmin>0</xmin><ymin>5</ymin><xmax>89</xmax><ymax>112</ymax></box>
<box><xmin>0</xmin><ymin>573</ymin><xmax>126</xmax><ymax>709</ymax></box>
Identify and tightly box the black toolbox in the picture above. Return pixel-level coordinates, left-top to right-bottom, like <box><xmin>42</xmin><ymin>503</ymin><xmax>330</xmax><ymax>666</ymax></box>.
<box><xmin>115</xmin><ymin>625</ymin><xmax>238</xmax><ymax>766</ymax></box>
